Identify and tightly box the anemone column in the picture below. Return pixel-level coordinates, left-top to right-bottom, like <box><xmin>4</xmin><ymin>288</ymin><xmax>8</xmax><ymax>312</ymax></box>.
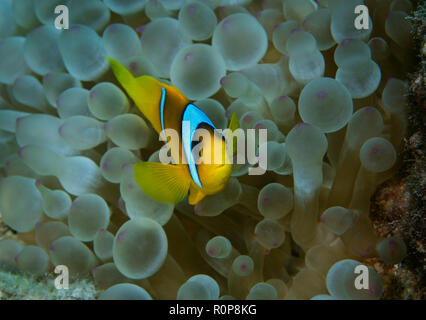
<box><xmin>286</xmin><ymin>123</ymin><xmax>328</xmax><ymax>250</ymax></box>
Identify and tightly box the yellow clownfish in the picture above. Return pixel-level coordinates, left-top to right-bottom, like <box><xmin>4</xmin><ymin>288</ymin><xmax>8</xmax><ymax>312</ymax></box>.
<box><xmin>107</xmin><ymin>57</ymin><xmax>239</xmax><ymax>205</ymax></box>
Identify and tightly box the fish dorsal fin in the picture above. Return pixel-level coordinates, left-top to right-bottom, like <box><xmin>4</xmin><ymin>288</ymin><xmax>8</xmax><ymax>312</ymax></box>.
<box><xmin>182</xmin><ymin>104</ymin><xmax>216</xmax><ymax>188</ymax></box>
<box><xmin>226</xmin><ymin>112</ymin><xmax>240</xmax><ymax>156</ymax></box>
<box><xmin>133</xmin><ymin>162</ymin><xmax>190</xmax><ymax>204</ymax></box>
<box><xmin>107</xmin><ymin>57</ymin><xmax>162</xmax><ymax>132</ymax></box>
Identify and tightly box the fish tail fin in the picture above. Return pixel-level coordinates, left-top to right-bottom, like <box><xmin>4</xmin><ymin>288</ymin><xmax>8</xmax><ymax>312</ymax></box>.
<box><xmin>107</xmin><ymin>57</ymin><xmax>162</xmax><ymax>131</ymax></box>
<box><xmin>134</xmin><ymin>161</ymin><xmax>191</xmax><ymax>204</ymax></box>
<box><xmin>228</xmin><ymin>112</ymin><xmax>240</xmax><ymax>132</ymax></box>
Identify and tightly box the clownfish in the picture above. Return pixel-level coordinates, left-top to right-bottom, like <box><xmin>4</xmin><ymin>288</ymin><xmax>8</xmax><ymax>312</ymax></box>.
<box><xmin>107</xmin><ymin>57</ymin><xmax>239</xmax><ymax>205</ymax></box>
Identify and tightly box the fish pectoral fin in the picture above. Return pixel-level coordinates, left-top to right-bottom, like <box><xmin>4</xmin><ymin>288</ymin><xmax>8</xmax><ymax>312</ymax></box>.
<box><xmin>226</xmin><ymin>112</ymin><xmax>240</xmax><ymax>156</ymax></box>
<box><xmin>134</xmin><ymin>162</ymin><xmax>190</xmax><ymax>204</ymax></box>
<box><xmin>188</xmin><ymin>184</ymin><xmax>207</xmax><ymax>205</ymax></box>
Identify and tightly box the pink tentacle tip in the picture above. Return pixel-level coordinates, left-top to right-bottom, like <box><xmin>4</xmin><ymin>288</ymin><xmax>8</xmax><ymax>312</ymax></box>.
<box><xmin>194</xmin><ymin>205</ymin><xmax>201</xmax><ymax>216</ymax></box>
<box><xmin>320</xmin><ymin>215</ymin><xmax>325</xmax><ymax>223</ymax></box>
<box><xmin>370</xmin><ymin>146</ymin><xmax>380</xmax><ymax>155</ymax></box>
<box><xmin>243</xmin><ymin>114</ymin><xmax>253</xmax><ymax>123</ymax></box>
<box><xmin>117</xmin><ymin>231</ymin><xmax>126</xmax><ymax>242</ymax></box>
<box><xmin>295</xmin><ymin>122</ymin><xmax>309</xmax><ymax>129</ymax></box>
<box><xmin>13</xmin><ymin>77</ymin><xmax>21</xmax><ymax>87</ymax></box>
<box><xmin>222</xmin><ymin>18</ymin><xmax>232</xmax><ymax>29</ymax></box>
<box><xmin>262</xmin><ymin>196</ymin><xmax>270</xmax><ymax>204</ymax></box>
<box><xmin>108</xmin><ymin>24</ymin><xmax>119</xmax><ymax>33</ymax></box>
<box><xmin>70</xmin><ymin>200</ymin><xmax>77</xmax><ymax>209</ymax></box>
<box><xmin>70</xmin><ymin>25</ymin><xmax>81</xmax><ymax>32</ymax></box>
<box><xmin>49</xmin><ymin>244</ymin><xmax>55</xmax><ymax>251</ymax></box>
<box><xmin>101</xmin><ymin>161</ymin><xmax>109</xmax><ymax>170</ymax></box>
<box><xmin>316</xmin><ymin>90</ymin><xmax>328</xmax><ymax>100</ymax></box>
<box><xmin>30</xmin><ymin>25</ymin><xmax>43</xmax><ymax>33</ymax></box>
<box><xmin>17</xmin><ymin>146</ymin><xmax>26</xmax><ymax>158</ymax></box>
<box><xmin>341</xmin><ymin>39</ymin><xmax>352</xmax><ymax>47</ymax></box>
<box><xmin>290</xmin><ymin>28</ymin><xmax>301</xmax><ymax>35</ymax></box>
<box><xmin>89</xmin><ymin>89</ymin><xmax>97</xmax><ymax>99</ymax></box>
<box><xmin>55</xmin><ymin>97</ymin><xmax>61</xmax><ymax>107</ymax></box>
<box><xmin>35</xmin><ymin>221</ymin><xmax>43</xmax><ymax>228</ymax></box>
<box><xmin>136</xmin><ymin>25</ymin><xmax>146</xmax><ymax>35</ymax></box>
<box><xmin>58</xmin><ymin>124</ymin><xmax>64</xmax><ymax>136</ymax></box>
<box><xmin>184</xmin><ymin>52</ymin><xmax>193</xmax><ymax>62</ymax></box>
<box><xmin>273</xmin><ymin>23</ymin><xmax>281</xmax><ymax>31</ymax></box>
<box><xmin>129</xmin><ymin>61</ymin><xmax>138</xmax><ymax>72</ymax></box>
<box><xmin>187</xmin><ymin>4</ymin><xmax>198</xmax><ymax>15</ymax></box>
<box><xmin>16</xmin><ymin>116</ymin><xmax>26</xmax><ymax>127</ymax></box>
<box><xmin>220</xmin><ymin>76</ymin><xmax>227</xmax><ymax>87</ymax></box>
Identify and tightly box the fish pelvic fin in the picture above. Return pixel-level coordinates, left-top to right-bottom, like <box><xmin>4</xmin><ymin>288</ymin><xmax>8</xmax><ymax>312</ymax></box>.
<box><xmin>134</xmin><ymin>161</ymin><xmax>191</xmax><ymax>204</ymax></box>
<box><xmin>188</xmin><ymin>183</ymin><xmax>207</xmax><ymax>205</ymax></box>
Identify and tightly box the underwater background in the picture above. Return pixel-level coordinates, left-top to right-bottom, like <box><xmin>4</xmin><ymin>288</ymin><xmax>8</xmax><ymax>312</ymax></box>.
<box><xmin>0</xmin><ymin>0</ymin><xmax>424</xmax><ymax>300</ymax></box>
